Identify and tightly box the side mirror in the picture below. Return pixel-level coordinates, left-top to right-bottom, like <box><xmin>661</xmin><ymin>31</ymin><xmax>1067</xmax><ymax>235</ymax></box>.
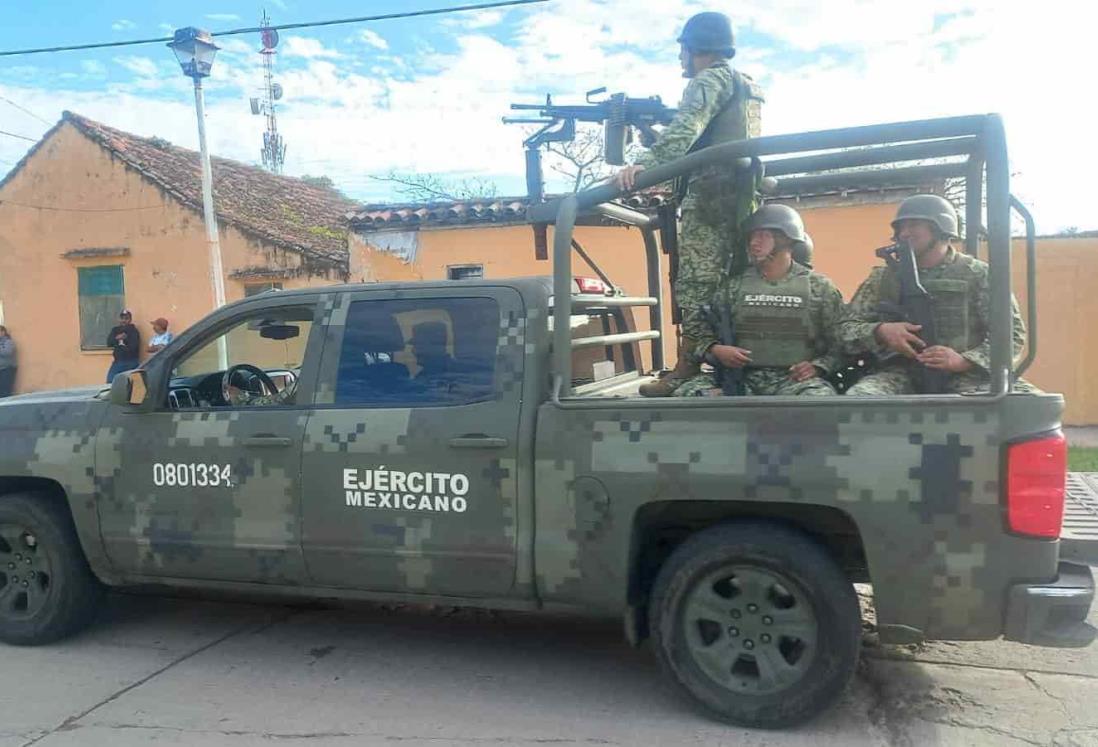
<box><xmin>109</xmin><ymin>370</ymin><xmax>148</xmax><ymax>406</ymax></box>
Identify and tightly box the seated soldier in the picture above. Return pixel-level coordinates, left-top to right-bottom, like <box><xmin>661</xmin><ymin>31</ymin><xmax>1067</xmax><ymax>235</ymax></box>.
<box><xmin>839</xmin><ymin>194</ymin><xmax>1036</xmax><ymax>395</ymax></box>
<box><xmin>676</xmin><ymin>204</ymin><xmax>845</xmax><ymax>397</ymax></box>
<box><xmin>410</xmin><ymin>321</ymin><xmax>460</xmax><ymax>396</ymax></box>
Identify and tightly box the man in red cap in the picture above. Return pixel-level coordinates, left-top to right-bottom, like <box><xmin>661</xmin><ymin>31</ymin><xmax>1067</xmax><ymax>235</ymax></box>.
<box><xmin>147</xmin><ymin>317</ymin><xmax>174</xmax><ymax>355</ymax></box>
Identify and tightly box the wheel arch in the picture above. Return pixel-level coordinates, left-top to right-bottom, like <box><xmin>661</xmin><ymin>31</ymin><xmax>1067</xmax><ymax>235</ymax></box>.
<box><xmin>0</xmin><ymin>476</ymin><xmax>115</xmax><ymax>584</ymax></box>
<box><xmin>627</xmin><ymin>500</ymin><xmax>868</xmax><ymax>639</ymax></box>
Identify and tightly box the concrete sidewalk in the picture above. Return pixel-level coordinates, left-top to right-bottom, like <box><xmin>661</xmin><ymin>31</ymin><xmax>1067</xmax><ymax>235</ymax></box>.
<box><xmin>1066</xmin><ymin>427</ymin><xmax>1098</xmax><ymax>447</ymax></box>
<box><xmin>2</xmin><ymin>590</ymin><xmax>1096</xmax><ymax>746</ymax></box>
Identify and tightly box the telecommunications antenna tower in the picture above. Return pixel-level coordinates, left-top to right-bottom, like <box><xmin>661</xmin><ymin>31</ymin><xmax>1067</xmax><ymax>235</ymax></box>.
<box><xmin>250</xmin><ymin>10</ymin><xmax>287</xmax><ymax>173</ymax></box>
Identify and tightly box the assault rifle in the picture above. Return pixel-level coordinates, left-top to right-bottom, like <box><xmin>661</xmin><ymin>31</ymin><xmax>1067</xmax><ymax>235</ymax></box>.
<box><xmin>874</xmin><ymin>241</ymin><xmax>950</xmax><ymax>394</ymax></box>
<box><xmin>701</xmin><ymin>303</ymin><xmax>746</xmax><ymax>396</ymax></box>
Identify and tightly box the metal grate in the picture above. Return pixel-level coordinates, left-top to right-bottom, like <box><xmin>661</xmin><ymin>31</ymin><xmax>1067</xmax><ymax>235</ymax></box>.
<box><xmin>1062</xmin><ymin>473</ymin><xmax>1098</xmax><ymax>564</ymax></box>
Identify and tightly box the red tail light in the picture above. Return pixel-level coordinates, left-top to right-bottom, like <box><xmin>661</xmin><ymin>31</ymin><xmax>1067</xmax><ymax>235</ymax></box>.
<box><xmin>1006</xmin><ymin>434</ymin><xmax>1066</xmax><ymax>538</ymax></box>
<box><xmin>574</xmin><ymin>277</ymin><xmax>608</xmax><ymax>294</ymax></box>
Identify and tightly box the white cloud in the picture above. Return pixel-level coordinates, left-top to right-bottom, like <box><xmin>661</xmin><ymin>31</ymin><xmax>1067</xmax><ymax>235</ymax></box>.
<box><xmin>7</xmin><ymin>0</ymin><xmax>1098</xmax><ymax>232</ymax></box>
<box><xmin>111</xmin><ymin>19</ymin><xmax>136</xmax><ymax>31</ymax></box>
<box><xmin>358</xmin><ymin>29</ymin><xmax>389</xmax><ymax>51</ymax></box>
<box><xmin>443</xmin><ymin>9</ymin><xmax>505</xmax><ymax>29</ymax></box>
<box><xmin>205</xmin><ymin>13</ymin><xmax>241</xmax><ymax>22</ymax></box>
<box><xmin>281</xmin><ymin>36</ymin><xmax>343</xmax><ymax>60</ymax></box>
<box><xmin>270</xmin><ymin>0</ymin><xmax>287</xmax><ymax>9</ymax></box>
<box><xmin>113</xmin><ymin>56</ymin><xmax>160</xmax><ymax>78</ymax></box>
<box><xmin>81</xmin><ymin>60</ymin><xmax>107</xmax><ymax>77</ymax></box>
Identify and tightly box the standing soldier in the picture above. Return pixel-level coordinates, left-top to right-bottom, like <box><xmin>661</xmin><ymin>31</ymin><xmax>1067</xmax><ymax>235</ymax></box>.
<box><xmin>839</xmin><ymin>194</ymin><xmax>1033</xmax><ymax>395</ymax></box>
<box><xmin>676</xmin><ymin>205</ymin><xmax>845</xmax><ymax>397</ymax></box>
<box><xmin>615</xmin><ymin>10</ymin><xmax>764</xmax><ymax>396</ymax></box>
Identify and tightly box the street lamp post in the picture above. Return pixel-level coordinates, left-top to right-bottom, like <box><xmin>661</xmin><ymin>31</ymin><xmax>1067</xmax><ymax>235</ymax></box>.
<box><xmin>168</xmin><ymin>27</ymin><xmax>227</xmax><ymax>368</ymax></box>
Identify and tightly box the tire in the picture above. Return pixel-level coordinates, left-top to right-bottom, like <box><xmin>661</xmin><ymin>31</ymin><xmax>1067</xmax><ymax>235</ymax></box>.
<box><xmin>0</xmin><ymin>493</ymin><xmax>103</xmax><ymax>645</ymax></box>
<box><xmin>649</xmin><ymin>521</ymin><xmax>860</xmax><ymax>729</ymax></box>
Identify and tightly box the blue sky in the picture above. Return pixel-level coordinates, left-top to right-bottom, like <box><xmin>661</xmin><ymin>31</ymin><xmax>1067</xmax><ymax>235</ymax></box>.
<box><xmin>0</xmin><ymin>0</ymin><xmax>1094</xmax><ymax>232</ymax></box>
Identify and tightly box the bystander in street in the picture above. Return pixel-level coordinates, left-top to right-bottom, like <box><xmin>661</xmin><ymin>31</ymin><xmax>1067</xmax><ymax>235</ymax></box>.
<box><xmin>147</xmin><ymin>317</ymin><xmax>174</xmax><ymax>355</ymax></box>
<box><xmin>0</xmin><ymin>325</ymin><xmax>16</xmax><ymax>398</ymax></box>
<box><xmin>107</xmin><ymin>309</ymin><xmax>141</xmax><ymax>383</ymax></box>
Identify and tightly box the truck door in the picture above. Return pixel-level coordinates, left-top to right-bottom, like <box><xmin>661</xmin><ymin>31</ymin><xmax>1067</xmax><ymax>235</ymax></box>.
<box><xmin>300</xmin><ymin>288</ymin><xmax>524</xmax><ymax>597</ymax></box>
<box><xmin>96</xmin><ymin>299</ymin><xmax>322</xmax><ymax>584</ymax></box>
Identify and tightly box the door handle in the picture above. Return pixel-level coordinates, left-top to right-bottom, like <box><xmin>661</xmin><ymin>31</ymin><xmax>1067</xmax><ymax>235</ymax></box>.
<box><xmin>243</xmin><ymin>436</ymin><xmax>293</xmax><ymax>448</ymax></box>
<box><xmin>448</xmin><ymin>436</ymin><xmax>509</xmax><ymax>449</ymax></box>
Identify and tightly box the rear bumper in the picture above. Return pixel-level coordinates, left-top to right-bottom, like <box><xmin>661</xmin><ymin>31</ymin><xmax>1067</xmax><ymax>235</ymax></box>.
<box><xmin>1004</xmin><ymin>561</ymin><xmax>1096</xmax><ymax>647</ymax></box>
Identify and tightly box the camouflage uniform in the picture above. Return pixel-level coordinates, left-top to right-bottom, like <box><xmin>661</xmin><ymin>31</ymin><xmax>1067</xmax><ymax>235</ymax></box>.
<box><xmin>839</xmin><ymin>247</ymin><xmax>1036</xmax><ymax>394</ymax></box>
<box><xmin>636</xmin><ymin>61</ymin><xmax>763</xmax><ymax>333</ymax></box>
<box><xmin>676</xmin><ymin>262</ymin><xmax>844</xmax><ymax>396</ymax></box>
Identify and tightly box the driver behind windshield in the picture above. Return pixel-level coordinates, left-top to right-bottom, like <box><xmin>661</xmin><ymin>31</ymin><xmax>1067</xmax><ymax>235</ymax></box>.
<box><xmin>226</xmin><ymin>371</ymin><xmax>296</xmax><ymax>407</ymax></box>
<box><xmin>223</xmin><ymin>319</ymin><xmax>302</xmax><ymax>406</ymax></box>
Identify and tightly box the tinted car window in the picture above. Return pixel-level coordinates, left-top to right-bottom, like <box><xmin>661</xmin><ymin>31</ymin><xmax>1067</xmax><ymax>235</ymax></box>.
<box><xmin>335</xmin><ymin>297</ymin><xmax>499</xmax><ymax>406</ymax></box>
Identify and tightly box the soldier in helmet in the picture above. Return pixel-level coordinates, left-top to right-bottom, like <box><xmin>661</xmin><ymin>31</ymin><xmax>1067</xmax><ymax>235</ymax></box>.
<box><xmin>676</xmin><ymin>204</ymin><xmax>845</xmax><ymax>397</ymax></box>
<box><xmin>615</xmin><ymin>11</ymin><xmax>765</xmax><ymax>397</ymax></box>
<box><xmin>839</xmin><ymin>194</ymin><xmax>1033</xmax><ymax>395</ymax></box>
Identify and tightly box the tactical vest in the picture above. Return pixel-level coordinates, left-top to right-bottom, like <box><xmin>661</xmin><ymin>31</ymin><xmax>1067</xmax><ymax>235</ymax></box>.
<box><xmin>733</xmin><ymin>271</ymin><xmax>813</xmax><ymax>368</ymax></box>
<box><xmin>683</xmin><ymin>71</ymin><xmax>765</xmax><ymax>208</ymax></box>
<box><xmin>879</xmin><ymin>254</ymin><xmax>982</xmax><ymax>353</ymax></box>
<box><xmin>693</xmin><ymin>71</ymin><xmax>765</xmax><ymax>150</ymax></box>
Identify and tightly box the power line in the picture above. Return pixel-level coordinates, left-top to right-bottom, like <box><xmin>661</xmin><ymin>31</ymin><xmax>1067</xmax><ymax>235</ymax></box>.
<box><xmin>0</xmin><ymin>129</ymin><xmax>38</xmax><ymax>143</ymax></box>
<box><xmin>0</xmin><ymin>0</ymin><xmax>550</xmax><ymax>57</ymax></box>
<box><xmin>0</xmin><ymin>199</ymin><xmax>166</xmax><ymax>212</ymax></box>
<box><xmin>0</xmin><ymin>96</ymin><xmax>52</xmax><ymax>126</ymax></box>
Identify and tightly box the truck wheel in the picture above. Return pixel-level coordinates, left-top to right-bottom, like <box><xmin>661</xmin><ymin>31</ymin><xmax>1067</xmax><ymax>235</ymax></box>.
<box><xmin>649</xmin><ymin>522</ymin><xmax>860</xmax><ymax>728</ymax></box>
<box><xmin>0</xmin><ymin>493</ymin><xmax>102</xmax><ymax>645</ymax></box>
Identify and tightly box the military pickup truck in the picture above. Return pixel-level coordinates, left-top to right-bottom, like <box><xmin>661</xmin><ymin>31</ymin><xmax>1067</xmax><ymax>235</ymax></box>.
<box><xmin>0</xmin><ymin>114</ymin><xmax>1094</xmax><ymax>729</ymax></box>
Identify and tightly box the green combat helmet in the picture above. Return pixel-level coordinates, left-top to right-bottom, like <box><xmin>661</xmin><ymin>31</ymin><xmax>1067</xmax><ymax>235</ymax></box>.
<box><xmin>677</xmin><ymin>12</ymin><xmax>736</xmax><ymax>58</ymax></box>
<box><xmin>891</xmin><ymin>194</ymin><xmax>959</xmax><ymax>239</ymax></box>
<box><xmin>742</xmin><ymin>203</ymin><xmax>807</xmax><ymax>244</ymax></box>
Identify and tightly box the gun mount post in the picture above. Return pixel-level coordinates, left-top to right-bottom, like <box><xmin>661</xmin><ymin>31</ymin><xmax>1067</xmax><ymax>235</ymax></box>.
<box><xmin>1011</xmin><ymin>195</ymin><xmax>1038</xmax><ymax>378</ymax></box>
<box><xmin>966</xmin><ymin>151</ymin><xmax>985</xmax><ymax>257</ymax></box>
<box><xmin>984</xmin><ymin>114</ymin><xmax>1012</xmax><ymax>397</ymax></box>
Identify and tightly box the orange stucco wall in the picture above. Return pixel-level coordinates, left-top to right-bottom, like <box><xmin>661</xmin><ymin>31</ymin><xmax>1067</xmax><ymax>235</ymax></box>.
<box><xmin>0</xmin><ymin>123</ymin><xmax>339</xmax><ymax>392</ymax></box>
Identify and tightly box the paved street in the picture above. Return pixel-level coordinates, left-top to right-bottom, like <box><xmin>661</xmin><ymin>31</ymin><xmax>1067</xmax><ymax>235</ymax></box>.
<box><xmin>1</xmin><ymin>583</ymin><xmax>1096</xmax><ymax>747</ymax></box>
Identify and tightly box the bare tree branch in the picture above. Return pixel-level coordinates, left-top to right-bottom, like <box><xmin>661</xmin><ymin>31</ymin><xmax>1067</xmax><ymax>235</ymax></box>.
<box><xmin>368</xmin><ymin>170</ymin><xmax>499</xmax><ymax>203</ymax></box>
<box><xmin>541</xmin><ymin>125</ymin><xmax>643</xmax><ymax>193</ymax></box>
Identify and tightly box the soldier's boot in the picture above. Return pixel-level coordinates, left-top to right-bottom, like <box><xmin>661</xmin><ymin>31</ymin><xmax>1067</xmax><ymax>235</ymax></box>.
<box><xmin>639</xmin><ymin>338</ymin><xmax>701</xmax><ymax>397</ymax></box>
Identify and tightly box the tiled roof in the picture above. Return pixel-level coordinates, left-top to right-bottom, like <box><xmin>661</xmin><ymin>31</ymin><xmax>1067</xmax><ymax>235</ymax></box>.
<box><xmin>348</xmin><ymin>192</ymin><xmax>675</xmax><ymax>231</ymax></box>
<box><xmin>63</xmin><ymin>112</ymin><xmax>356</xmax><ymax>269</ymax></box>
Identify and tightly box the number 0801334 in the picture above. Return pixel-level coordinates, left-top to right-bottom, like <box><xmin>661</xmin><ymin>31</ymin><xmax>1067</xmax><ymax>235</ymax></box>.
<box><xmin>152</xmin><ymin>463</ymin><xmax>232</xmax><ymax>488</ymax></box>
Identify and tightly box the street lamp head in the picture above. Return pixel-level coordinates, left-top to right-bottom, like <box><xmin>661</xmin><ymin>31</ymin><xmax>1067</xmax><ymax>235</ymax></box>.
<box><xmin>168</xmin><ymin>27</ymin><xmax>219</xmax><ymax>79</ymax></box>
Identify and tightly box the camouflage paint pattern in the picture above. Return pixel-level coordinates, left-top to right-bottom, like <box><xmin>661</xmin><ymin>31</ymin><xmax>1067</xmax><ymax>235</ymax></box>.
<box><xmin>93</xmin><ymin>293</ymin><xmax>328</xmax><ymax>585</ymax></box>
<box><xmin>534</xmin><ymin>394</ymin><xmax>1062</xmax><ymax>641</ymax></box>
<box><xmin>0</xmin><ymin>279</ymin><xmax>1068</xmax><ymax>647</ymax></box>
<box><xmin>840</xmin><ymin>246</ymin><xmax>1035</xmax><ymax>394</ymax></box>
<box><xmin>0</xmin><ymin>387</ymin><xmax>114</xmax><ymax>580</ymax></box>
<box><xmin>299</xmin><ymin>284</ymin><xmax>529</xmax><ymax>597</ymax></box>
